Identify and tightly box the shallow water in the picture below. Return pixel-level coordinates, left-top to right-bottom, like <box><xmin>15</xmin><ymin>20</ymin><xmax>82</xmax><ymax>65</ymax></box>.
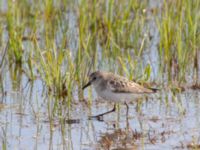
<box><xmin>0</xmin><ymin>83</ymin><xmax>200</xmax><ymax>149</ymax></box>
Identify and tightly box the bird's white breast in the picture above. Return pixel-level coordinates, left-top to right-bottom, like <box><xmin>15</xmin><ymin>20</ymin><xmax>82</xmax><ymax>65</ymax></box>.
<box><xmin>94</xmin><ymin>85</ymin><xmax>143</xmax><ymax>103</ymax></box>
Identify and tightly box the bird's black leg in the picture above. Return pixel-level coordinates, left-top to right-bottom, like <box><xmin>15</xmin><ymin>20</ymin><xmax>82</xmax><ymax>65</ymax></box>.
<box><xmin>89</xmin><ymin>104</ymin><xmax>116</xmax><ymax>120</ymax></box>
<box><xmin>125</xmin><ymin>102</ymin><xmax>129</xmax><ymax>116</ymax></box>
<box><xmin>125</xmin><ymin>102</ymin><xmax>129</xmax><ymax>129</ymax></box>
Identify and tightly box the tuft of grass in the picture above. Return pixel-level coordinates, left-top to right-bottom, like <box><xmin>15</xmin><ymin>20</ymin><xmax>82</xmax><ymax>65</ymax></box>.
<box><xmin>157</xmin><ymin>0</ymin><xmax>200</xmax><ymax>85</ymax></box>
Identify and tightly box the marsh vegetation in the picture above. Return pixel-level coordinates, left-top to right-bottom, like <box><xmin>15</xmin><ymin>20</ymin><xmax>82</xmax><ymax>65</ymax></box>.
<box><xmin>0</xmin><ymin>0</ymin><xmax>200</xmax><ymax>149</ymax></box>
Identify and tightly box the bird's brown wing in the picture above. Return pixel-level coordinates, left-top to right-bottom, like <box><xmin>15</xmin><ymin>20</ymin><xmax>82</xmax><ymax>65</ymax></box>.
<box><xmin>107</xmin><ymin>78</ymin><xmax>154</xmax><ymax>94</ymax></box>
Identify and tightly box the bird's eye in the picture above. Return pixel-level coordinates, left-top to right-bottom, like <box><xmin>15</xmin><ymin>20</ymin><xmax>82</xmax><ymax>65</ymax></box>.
<box><xmin>93</xmin><ymin>77</ymin><xmax>96</xmax><ymax>80</ymax></box>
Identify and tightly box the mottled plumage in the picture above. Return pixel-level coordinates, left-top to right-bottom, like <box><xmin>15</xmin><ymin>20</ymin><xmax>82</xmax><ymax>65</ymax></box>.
<box><xmin>83</xmin><ymin>71</ymin><xmax>157</xmax><ymax>102</ymax></box>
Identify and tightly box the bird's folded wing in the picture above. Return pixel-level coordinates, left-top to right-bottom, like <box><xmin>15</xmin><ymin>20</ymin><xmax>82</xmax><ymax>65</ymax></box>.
<box><xmin>107</xmin><ymin>80</ymin><xmax>154</xmax><ymax>94</ymax></box>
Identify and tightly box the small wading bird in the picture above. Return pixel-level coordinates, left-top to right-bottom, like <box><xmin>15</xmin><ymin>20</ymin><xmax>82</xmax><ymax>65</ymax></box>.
<box><xmin>82</xmin><ymin>71</ymin><xmax>158</xmax><ymax>119</ymax></box>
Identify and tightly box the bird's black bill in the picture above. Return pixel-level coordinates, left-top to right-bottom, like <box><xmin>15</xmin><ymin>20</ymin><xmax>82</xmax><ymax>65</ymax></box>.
<box><xmin>82</xmin><ymin>81</ymin><xmax>91</xmax><ymax>90</ymax></box>
<box><xmin>149</xmin><ymin>88</ymin><xmax>159</xmax><ymax>93</ymax></box>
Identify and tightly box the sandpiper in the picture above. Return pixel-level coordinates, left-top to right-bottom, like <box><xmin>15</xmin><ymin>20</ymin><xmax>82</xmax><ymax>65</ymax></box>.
<box><xmin>82</xmin><ymin>71</ymin><xmax>158</xmax><ymax>118</ymax></box>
